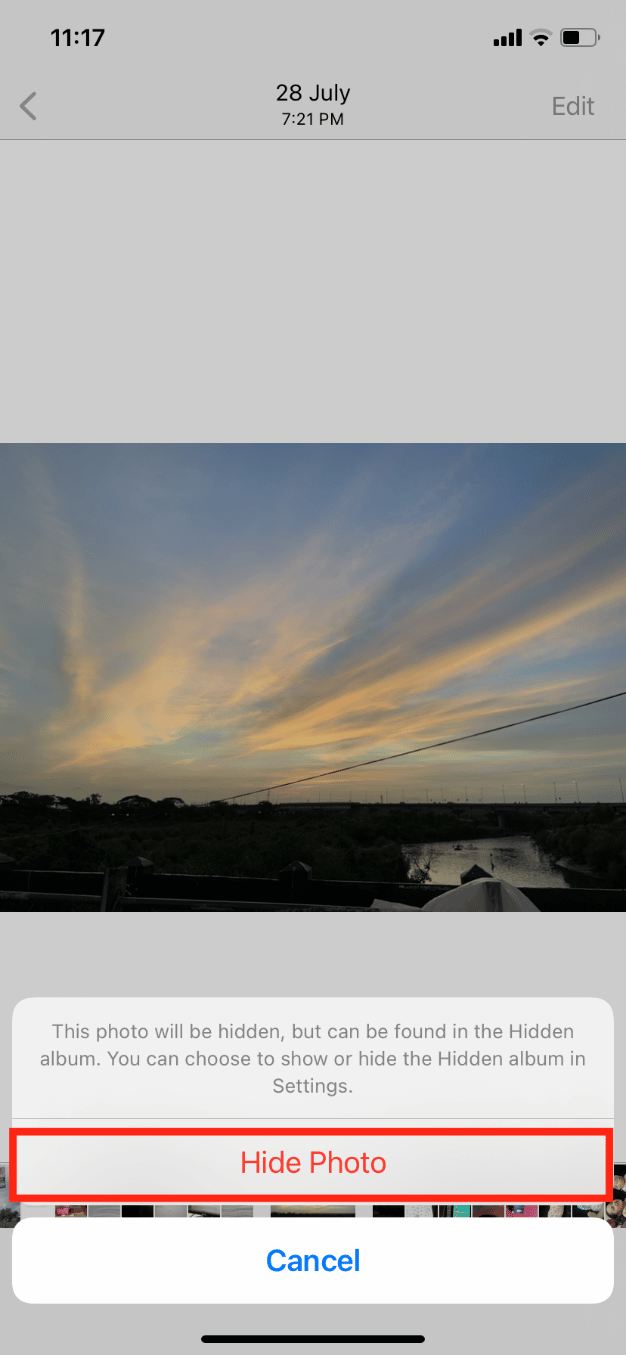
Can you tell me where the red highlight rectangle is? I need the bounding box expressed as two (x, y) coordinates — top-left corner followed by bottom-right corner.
(10, 1126), (613, 1203)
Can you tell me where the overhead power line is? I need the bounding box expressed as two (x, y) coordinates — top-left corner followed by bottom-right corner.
(214, 689), (626, 804)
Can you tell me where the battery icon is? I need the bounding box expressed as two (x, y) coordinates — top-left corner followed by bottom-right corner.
(560, 29), (600, 46)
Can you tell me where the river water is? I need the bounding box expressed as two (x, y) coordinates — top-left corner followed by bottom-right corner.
(401, 835), (602, 889)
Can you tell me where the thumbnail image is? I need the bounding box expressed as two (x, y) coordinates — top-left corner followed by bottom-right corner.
(538, 1205), (572, 1217)
(121, 1205), (154, 1218)
(372, 1205), (404, 1217)
(55, 1205), (87, 1217)
(221, 1205), (253, 1218)
(0, 1205), (20, 1228)
(572, 1204), (604, 1219)
(155, 1205), (188, 1218)
(506, 1205), (538, 1218)
(472, 1206), (504, 1217)
(405, 1205), (435, 1217)
(436, 1205), (471, 1217)
(20, 1204), (55, 1219)
(188, 1205), (220, 1217)
(3, 444), (625, 918)
(88, 1205), (121, 1217)
(608, 1166), (625, 1228)
(0, 1164), (20, 1226)
(271, 1204), (355, 1217)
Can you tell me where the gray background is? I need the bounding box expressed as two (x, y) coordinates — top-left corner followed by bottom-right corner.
(1, 141), (623, 446)
(1, 910), (622, 1347)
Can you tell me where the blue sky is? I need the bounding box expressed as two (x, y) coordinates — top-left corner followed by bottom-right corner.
(1, 445), (625, 804)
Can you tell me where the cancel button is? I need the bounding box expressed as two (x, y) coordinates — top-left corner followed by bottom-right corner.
(267, 1247), (360, 1273)
(553, 96), (595, 116)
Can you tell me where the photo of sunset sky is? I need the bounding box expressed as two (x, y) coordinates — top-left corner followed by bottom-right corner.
(1, 445), (624, 806)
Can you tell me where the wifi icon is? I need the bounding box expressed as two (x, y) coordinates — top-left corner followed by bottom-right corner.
(530, 28), (553, 45)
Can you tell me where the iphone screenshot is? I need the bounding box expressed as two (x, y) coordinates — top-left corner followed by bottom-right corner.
(0, 1), (624, 1351)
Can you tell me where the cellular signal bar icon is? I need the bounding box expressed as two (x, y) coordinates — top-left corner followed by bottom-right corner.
(494, 28), (523, 46)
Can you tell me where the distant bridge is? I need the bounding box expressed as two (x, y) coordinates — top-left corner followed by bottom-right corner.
(255, 800), (626, 814)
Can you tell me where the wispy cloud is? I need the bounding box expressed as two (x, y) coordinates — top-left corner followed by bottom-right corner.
(1, 445), (624, 800)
